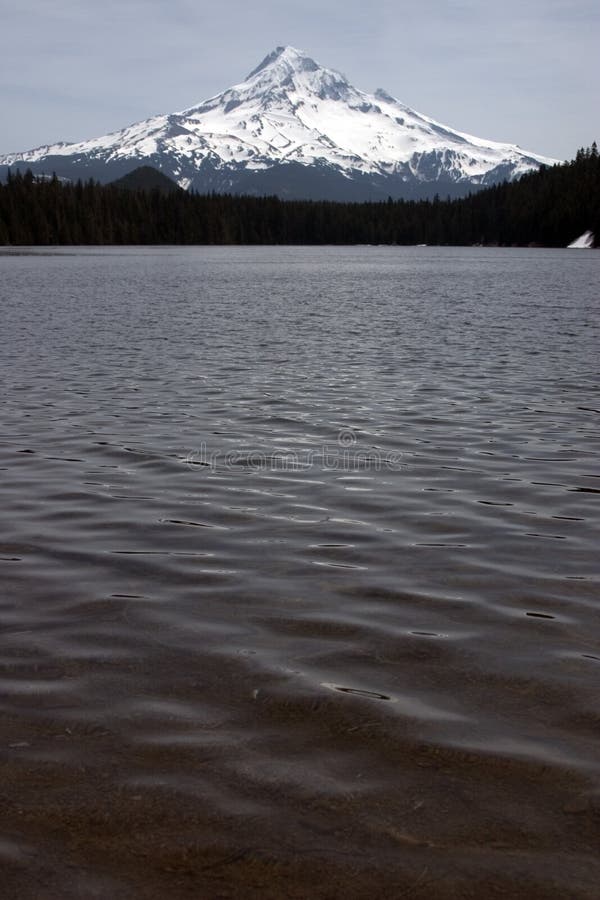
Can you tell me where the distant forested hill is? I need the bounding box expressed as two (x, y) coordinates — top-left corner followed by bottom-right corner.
(110, 166), (181, 194)
(0, 147), (598, 247)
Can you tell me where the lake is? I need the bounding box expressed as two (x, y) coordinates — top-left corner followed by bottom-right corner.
(1, 246), (599, 898)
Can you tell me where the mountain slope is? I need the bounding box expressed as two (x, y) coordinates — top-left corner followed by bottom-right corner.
(0, 46), (558, 200)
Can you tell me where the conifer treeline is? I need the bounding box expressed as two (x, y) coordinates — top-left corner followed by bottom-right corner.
(0, 145), (598, 247)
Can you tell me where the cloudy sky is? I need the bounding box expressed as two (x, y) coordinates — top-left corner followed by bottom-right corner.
(1, 0), (597, 160)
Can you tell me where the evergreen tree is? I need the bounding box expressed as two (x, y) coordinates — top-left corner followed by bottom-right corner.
(1, 147), (598, 248)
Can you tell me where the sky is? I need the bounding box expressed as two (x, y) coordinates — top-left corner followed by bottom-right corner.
(0, 0), (598, 160)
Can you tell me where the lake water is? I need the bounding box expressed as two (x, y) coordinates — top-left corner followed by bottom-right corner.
(1, 246), (599, 898)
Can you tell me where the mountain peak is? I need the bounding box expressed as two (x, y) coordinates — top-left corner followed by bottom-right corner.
(242, 45), (349, 99)
(246, 46), (316, 79)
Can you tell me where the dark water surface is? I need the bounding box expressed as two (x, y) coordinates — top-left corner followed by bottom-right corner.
(1, 246), (599, 898)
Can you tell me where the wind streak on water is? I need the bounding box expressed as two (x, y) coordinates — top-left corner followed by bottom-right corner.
(0, 246), (599, 898)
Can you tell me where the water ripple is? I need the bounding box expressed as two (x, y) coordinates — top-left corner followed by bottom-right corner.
(1, 246), (599, 896)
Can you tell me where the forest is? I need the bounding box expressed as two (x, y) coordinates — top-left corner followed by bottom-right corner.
(0, 144), (598, 247)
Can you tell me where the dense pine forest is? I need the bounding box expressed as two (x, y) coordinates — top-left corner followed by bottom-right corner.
(0, 145), (598, 247)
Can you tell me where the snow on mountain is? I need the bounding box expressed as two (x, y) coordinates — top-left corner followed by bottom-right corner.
(0, 46), (559, 200)
(567, 230), (595, 248)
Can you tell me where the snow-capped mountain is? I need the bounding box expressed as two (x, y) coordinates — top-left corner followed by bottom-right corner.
(0, 46), (558, 200)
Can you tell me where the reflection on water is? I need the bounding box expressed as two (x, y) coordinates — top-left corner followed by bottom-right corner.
(1, 246), (599, 897)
